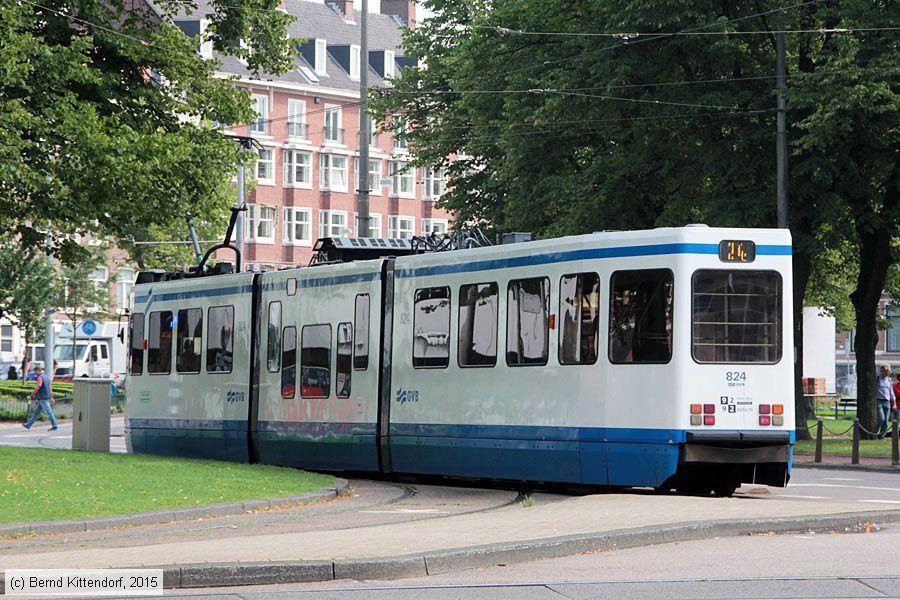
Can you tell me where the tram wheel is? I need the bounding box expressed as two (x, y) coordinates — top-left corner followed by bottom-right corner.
(711, 483), (738, 498)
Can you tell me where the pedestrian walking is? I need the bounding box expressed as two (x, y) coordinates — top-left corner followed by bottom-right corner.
(876, 363), (895, 439)
(22, 365), (58, 431)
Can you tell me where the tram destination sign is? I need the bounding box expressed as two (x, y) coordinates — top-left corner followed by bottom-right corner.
(718, 240), (756, 263)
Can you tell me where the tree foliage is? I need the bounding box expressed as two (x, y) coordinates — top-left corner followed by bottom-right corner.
(374, 0), (898, 437)
(0, 0), (292, 264)
(0, 235), (55, 351)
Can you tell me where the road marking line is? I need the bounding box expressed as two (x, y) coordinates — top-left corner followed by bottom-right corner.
(791, 483), (900, 492)
(823, 477), (861, 481)
(359, 509), (449, 514)
(776, 494), (830, 500)
(859, 500), (900, 505)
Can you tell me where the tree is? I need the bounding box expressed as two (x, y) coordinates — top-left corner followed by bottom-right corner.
(374, 0), (897, 440)
(0, 235), (55, 381)
(0, 0), (293, 264)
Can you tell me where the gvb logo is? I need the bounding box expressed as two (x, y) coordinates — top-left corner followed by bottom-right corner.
(395, 389), (420, 404)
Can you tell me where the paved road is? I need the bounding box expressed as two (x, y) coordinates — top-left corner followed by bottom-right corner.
(0, 416), (126, 453)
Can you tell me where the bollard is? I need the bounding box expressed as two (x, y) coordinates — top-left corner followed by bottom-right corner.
(893, 420), (899, 467)
(814, 419), (824, 463)
(851, 419), (860, 465)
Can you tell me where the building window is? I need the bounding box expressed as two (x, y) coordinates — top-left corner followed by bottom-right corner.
(413, 287), (450, 368)
(559, 273), (600, 365)
(389, 162), (415, 197)
(384, 50), (395, 78)
(255, 148), (274, 184)
(507, 278), (550, 366)
(176, 308), (203, 373)
(283, 207), (312, 245)
(354, 159), (382, 193)
(388, 215), (414, 239)
(369, 116), (379, 146)
(206, 305), (234, 373)
(423, 167), (446, 200)
(281, 326), (296, 398)
(422, 219), (448, 235)
(610, 269), (673, 364)
(320, 154), (348, 191)
(393, 117), (407, 150)
(250, 94), (268, 134)
(336, 322), (352, 398)
(287, 99), (307, 138)
(458, 283), (498, 367)
(283, 150), (312, 186)
(319, 210), (348, 238)
(350, 44), (360, 80)
(353, 213), (381, 237)
(324, 106), (343, 143)
(887, 309), (900, 353)
(1, 324), (13, 353)
(301, 324), (332, 398)
(314, 38), (327, 75)
(692, 270), (780, 364)
(246, 204), (276, 243)
(115, 269), (134, 312)
(147, 311), (174, 374)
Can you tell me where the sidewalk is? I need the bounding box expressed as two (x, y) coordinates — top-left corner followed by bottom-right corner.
(795, 453), (899, 470)
(2, 486), (899, 589)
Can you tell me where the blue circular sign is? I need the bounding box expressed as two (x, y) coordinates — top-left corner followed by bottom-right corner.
(82, 320), (97, 336)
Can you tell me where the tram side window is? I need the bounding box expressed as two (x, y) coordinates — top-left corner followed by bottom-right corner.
(354, 294), (369, 370)
(281, 326), (296, 398)
(507, 277), (550, 366)
(336, 322), (352, 398)
(301, 324), (331, 398)
(413, 287), (451, 368)
(692, 270), (782, 363)
(176, 308), (203, 373)
(559, 273), (600, 365)
(206, 306), (234, 373)
(267, 301), (282, 373)
(128, 313), (144, 375)
(458, 283), (498, 367)
(609, 269), (673, 364)
(147, 310), (173, 374)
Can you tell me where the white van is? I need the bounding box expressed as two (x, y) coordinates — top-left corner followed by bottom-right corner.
(54, 339), (112, 378)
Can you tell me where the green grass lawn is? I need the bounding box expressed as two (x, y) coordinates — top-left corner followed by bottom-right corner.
(0, 447), (334, 524)
(794, 438), (894, 458)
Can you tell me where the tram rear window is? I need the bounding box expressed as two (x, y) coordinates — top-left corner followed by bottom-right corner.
(176, 308), (203, 373)
(129, 313), (144, 375)
(301, 324), (332, 398)
(206, 306), (234, 373)
(692, 270), (782, 363)
(609, 270), (673, 364)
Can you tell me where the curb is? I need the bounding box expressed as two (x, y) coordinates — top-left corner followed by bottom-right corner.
(4, 509), (891, 592)
(0, 479), (349, 537)
(794, 462), (899, 474)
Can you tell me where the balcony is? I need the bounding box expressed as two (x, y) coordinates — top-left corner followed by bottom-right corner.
(288, 122), (308, 138)
(324, 127), (345, 144)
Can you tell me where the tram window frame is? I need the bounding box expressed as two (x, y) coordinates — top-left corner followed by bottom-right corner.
(608, 269), (674, 365)
(147, 310), (174, 375)
(266, 301), (282, 373)
(205, 305), (235, 374)
(412, 286), (451, 369)
(458, 282), (499, 368)
(558, 273), (600, 366)
(506, 277), (551, 367)
(281, 325), (297, 398)
(336, 322), (353, 398)
(301, 324), (332, 399)
(354, 294), (369, 371)
(691, 269), (783, 364)
(175, 308), (203, 374)
(128, 312), (144, 376)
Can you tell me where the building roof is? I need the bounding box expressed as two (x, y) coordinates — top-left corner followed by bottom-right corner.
(169, 0), (406, 93)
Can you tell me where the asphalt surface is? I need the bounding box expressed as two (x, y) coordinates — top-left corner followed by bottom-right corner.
(0, 416), (126, 453)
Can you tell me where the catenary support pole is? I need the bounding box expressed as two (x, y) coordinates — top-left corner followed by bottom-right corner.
(775, 31), (788, 228)
(44, 227), (54, 381)
(814, 419), (823, 463)
(357, 0), (370, 238)
(236, 162), (245, 266)
(851, 419), (860, 465)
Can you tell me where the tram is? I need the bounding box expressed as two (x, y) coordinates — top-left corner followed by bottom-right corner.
(126, 225), (794, 496)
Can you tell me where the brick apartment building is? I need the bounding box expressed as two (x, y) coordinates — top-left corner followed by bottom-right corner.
(177, 0), (452, 269)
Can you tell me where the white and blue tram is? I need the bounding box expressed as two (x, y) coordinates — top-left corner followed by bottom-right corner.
(126, 226), (794, 495)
